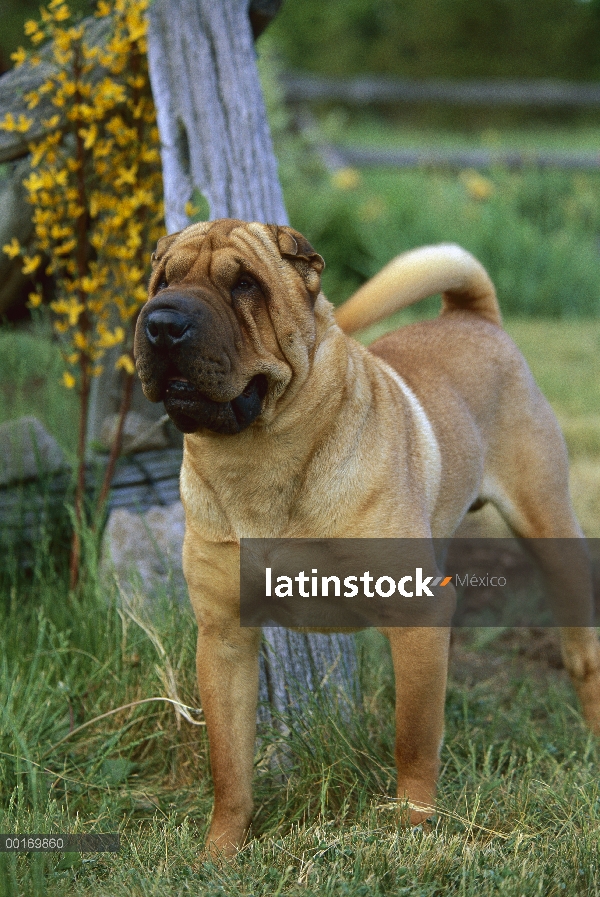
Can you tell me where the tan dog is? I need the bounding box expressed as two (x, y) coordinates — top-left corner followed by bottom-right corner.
(134, 219), (600, 855)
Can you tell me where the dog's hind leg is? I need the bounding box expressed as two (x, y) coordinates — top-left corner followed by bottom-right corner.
(382, 560), (456, 826)
(483, 406), (600, 735)
(384, 624), (453, 825)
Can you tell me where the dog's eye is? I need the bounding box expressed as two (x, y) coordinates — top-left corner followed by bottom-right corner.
(156, 279), (168, 292)
(232, 274), (259, 296)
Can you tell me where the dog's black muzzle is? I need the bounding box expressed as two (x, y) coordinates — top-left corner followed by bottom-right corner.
(144, 308), (194, 352)
(135, 294), (268, 435)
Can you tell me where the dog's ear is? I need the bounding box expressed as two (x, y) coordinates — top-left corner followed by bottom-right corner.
(275, 226), (325, 298)
(150, 231), (181, 268)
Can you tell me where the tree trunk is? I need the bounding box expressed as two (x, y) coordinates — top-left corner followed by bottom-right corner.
(147, 0), (287, 231)
(146, 0), (359, 727)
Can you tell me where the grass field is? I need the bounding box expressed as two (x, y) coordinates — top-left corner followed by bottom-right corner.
(1, 562), (600, 896)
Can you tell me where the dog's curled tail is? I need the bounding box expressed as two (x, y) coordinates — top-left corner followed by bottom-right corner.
(334, 243), (501, 334)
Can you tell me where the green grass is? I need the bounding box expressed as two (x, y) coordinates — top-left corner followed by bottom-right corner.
(2, 551), (600, 895)
(0, 324), (79, 460)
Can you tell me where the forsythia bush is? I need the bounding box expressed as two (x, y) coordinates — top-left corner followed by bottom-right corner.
(0, 0), (164, 585)
(1, 0), (163, 391)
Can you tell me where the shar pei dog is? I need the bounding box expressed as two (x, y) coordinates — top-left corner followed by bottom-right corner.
(134, 218), (600, 855)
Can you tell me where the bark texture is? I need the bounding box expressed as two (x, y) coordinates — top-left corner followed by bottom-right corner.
(147, 0), (287, 232)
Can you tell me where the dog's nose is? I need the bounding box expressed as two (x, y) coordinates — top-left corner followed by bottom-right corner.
(145, 309), (192, 350)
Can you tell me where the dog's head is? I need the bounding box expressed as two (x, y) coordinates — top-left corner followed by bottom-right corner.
(134, 219), (325, 435)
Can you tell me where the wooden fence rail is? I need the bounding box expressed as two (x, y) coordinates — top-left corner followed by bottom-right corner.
(281, 73), (600, 108)
(330, 146), (600, 171)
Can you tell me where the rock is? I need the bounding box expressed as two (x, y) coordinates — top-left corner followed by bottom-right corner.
(101, 501), (187, 602)
(0, 415), (69, 486)
(99, 410), (171, 454)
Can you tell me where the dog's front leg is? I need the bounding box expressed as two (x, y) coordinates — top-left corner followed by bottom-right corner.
(384, 625), (452, 825)
(196, 620), (260, 855)
(183, 532), (261, 856)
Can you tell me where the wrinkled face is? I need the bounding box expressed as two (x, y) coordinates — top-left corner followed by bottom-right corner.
(134, 219), (324, 435)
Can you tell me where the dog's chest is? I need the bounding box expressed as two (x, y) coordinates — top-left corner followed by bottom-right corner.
(179, 463), (337, 540)
(179, 430), (423, 542)
(179, 450), (313, 540)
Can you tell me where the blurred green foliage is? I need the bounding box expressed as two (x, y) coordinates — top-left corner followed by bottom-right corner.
(268, 0), (600, 81)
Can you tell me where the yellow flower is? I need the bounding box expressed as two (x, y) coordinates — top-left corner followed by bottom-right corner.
(0, 112), (32, 133)
(115, 165), (138, 186)
(331, 167), (361, 191)
(24, 172), (44, 193)
(25, 91), (41, 110)
(51, 297), (85, 326)
(115, 354), (135, 375)
(62, 371), (76, 388)
(10, 47), (27, 67)
(50, 223), (73, 240)
(460, 170), (494, 201)
(24, 20), (40, 36)
(33, 209), (52, 225)
(12, 4), (164, 391)
(126, 17), (146, 43)
(2, 238), (21, 259)
(127, 74), (145, 90)
(54, 29), (73, 54)
(80, 274), (101, 292)
(97, 324), (125, 348)
(66, 300), (85, 326)
(55, 238), (77, 256)
(79, 123), (97, 149)
(41, 114), (61, 129)
(52, 168), (68, 187)
(22, 254), (42, 275)
(52, 5), (71, 23)
(73, 332), (89, 350)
